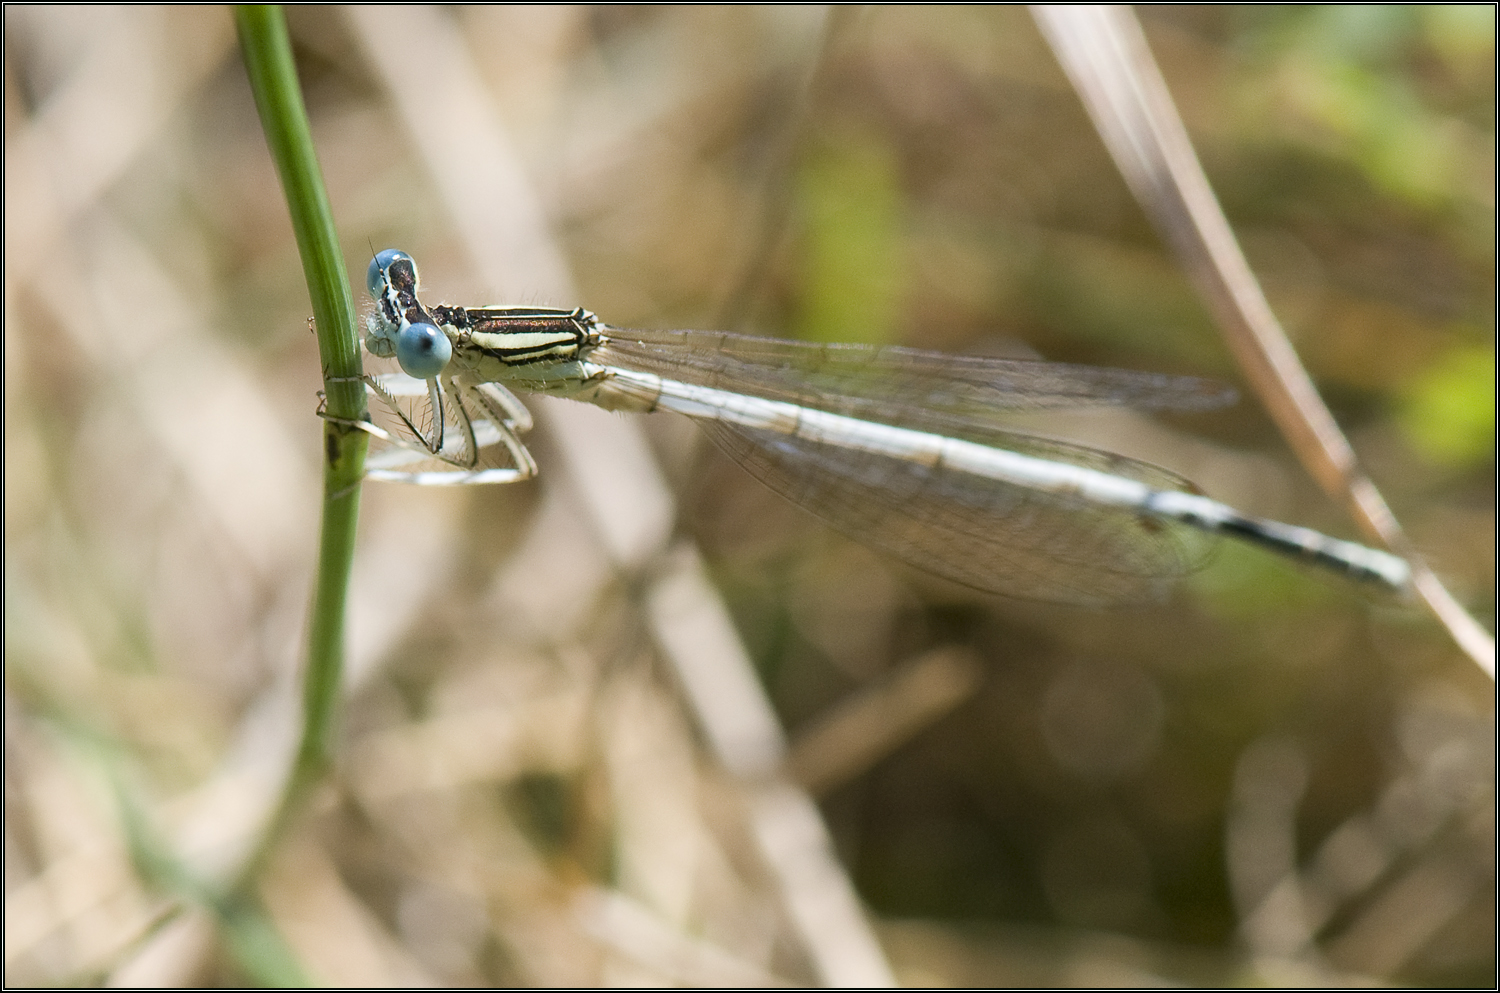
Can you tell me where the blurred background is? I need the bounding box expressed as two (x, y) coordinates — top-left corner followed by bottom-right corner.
(5, 5), (1493, 986)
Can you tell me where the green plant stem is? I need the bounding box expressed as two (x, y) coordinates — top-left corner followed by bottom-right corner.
(233, 5), (366, 890)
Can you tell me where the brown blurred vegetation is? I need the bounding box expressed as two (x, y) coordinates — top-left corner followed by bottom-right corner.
(5, 6), (1493, 986)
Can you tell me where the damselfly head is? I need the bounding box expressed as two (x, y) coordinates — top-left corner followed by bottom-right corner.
(365, 248), (451, 376)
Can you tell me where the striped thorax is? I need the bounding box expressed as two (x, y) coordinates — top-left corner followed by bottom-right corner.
(433, 303), (606, 396)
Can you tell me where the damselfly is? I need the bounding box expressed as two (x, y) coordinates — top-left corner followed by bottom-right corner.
(333, 249), (1411, 605)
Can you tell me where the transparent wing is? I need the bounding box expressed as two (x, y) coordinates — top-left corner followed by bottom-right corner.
(696, 416), (1217, 605)
(594, 328), (1234, 438)
(360, 352), (536, 485)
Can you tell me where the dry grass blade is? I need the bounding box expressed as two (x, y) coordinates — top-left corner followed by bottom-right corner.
(1032, 4), (1494, 676)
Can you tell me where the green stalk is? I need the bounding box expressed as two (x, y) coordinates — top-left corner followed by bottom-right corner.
(232, 0), (365, 919)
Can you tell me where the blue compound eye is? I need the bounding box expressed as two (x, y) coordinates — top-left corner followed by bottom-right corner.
(395, 321), (451, 379)
(367, 249), (414, 299)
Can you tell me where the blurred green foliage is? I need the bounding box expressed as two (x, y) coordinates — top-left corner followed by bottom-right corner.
(794, 131), (907, 345)
(1234, 5), (1495, 219)
(1400, 341), (1496, 467)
